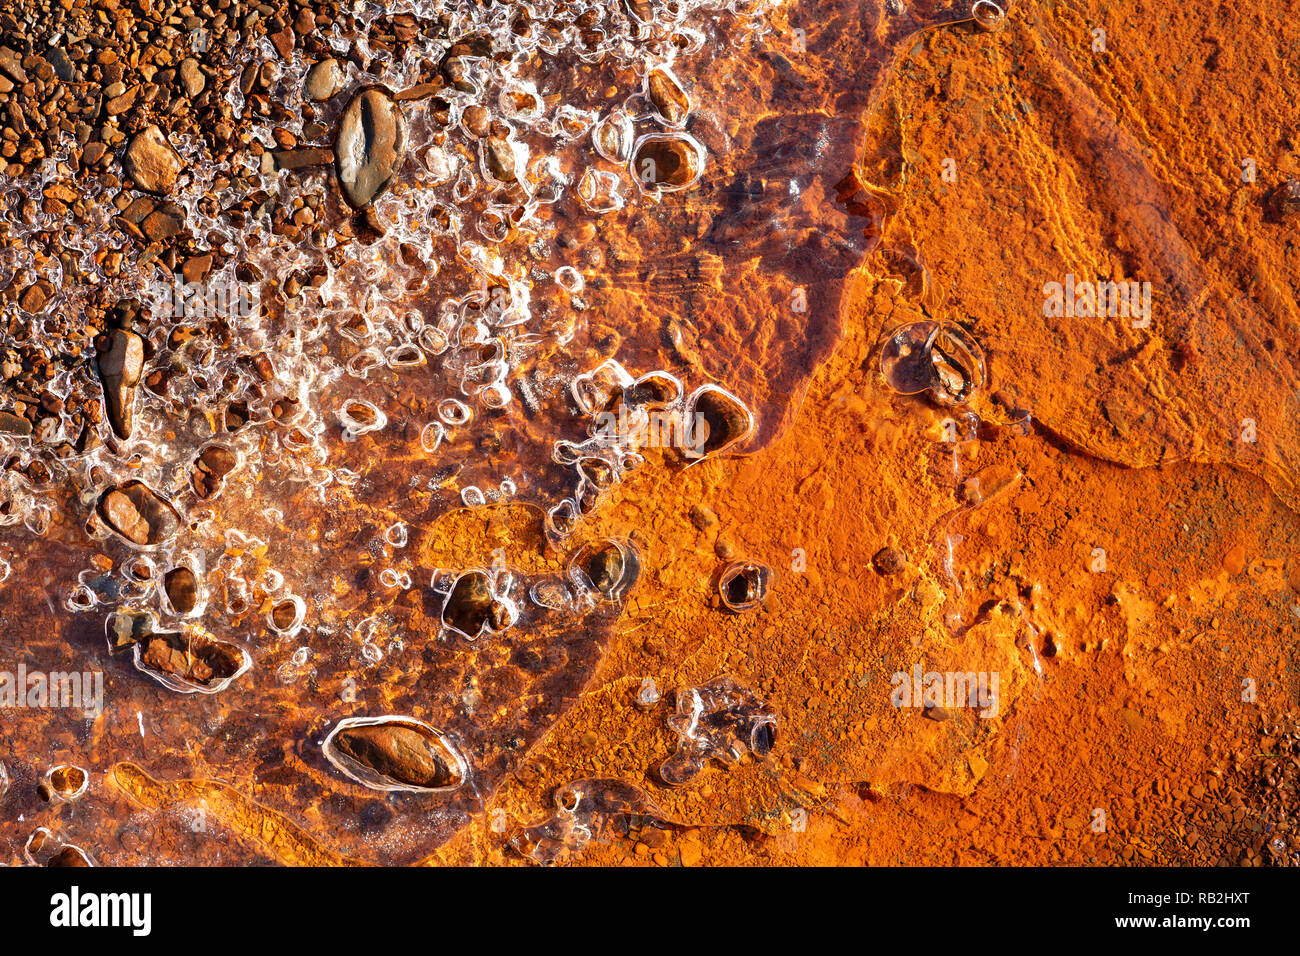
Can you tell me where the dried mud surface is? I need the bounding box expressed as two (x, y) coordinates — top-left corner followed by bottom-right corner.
(2, 0), (1300, 867)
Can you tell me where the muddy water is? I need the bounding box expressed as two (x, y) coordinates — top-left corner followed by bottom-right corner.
(0, 0), (990, 865)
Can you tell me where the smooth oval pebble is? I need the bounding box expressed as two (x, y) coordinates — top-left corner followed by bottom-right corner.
(335, 87), (409, 208)
(323, 716), (467, 792)
(304, 57), (344, 101)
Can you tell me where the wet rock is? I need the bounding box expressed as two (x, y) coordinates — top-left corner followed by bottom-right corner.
(19, 279), (54, 313)
(592, 111), (633, 164)
(323, 716), (466, 792)
(270, 599), (302, 632)
(335, 87), (408, 208)
(0, 410), (32, 435)
(179, 58), (205, 98)
(927, 325), (985, 406)
(461, 105), (489, 138)
(137, 627), (250, 694)
(123, 125), (184, 194)
(569, 538), (641, 600)
(683, 384), (754, 460)
(191, 444), (237, 499)
(632, 133), (705, 192)
(96, 327), (143, 439)
(163, 567), (199, 614)
(105, 607), (156, 652)
(625, 371), (683, 410)
(274, 146), (334, 170)
(872, 546), (905, 575)
(646, 67), (690, 125)
(47, 845), (93, 867)
(881, 321), (986, 406)
(442, 569), (514, 639)
(718, 561), (771, 612)
(97, 481), (181, 546)
(39, 765), (88, 802)
(483, 133), (518, 183)
(304, 59), (345, 103)
(0, 46), (28, 84)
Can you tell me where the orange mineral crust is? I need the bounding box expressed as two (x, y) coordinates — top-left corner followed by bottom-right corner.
(1, 0), (1298, 869)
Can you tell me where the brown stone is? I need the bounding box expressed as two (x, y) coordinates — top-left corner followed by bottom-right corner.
(335, 87), (408, 208)
(274, 146), (333, 170)
(329, 719), (464, 790)
(179, 58), (205, 98)
(484, 134), (517, 182)
(164, 567), (198, 614)
(123, 125), (184, 194)
(0, 410), (32, 435)
(96, 328), (143, 438)
(19, 279), (54, 313)
(0, 47), (27, 84)
(304, 58), (344, 101)
(47, 845), (92, 867)
(647, 68), (690, 125)
(142, 205), (186, 240)
(97, 481), (180, 546)
(139, 629), (247, 690)
(633, 134), (704, 191)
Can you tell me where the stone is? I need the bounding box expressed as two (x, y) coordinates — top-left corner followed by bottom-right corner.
(326, 717), (465, 791)
(274, 146), (333, 170)
(138, 628), (248, 691)
(164, 567), (198, 614)
(335, 88), (408, 208)
(97, 481), (180, 546)
(19, 280), (54, 313)
(0, 411), (31, 435)
(179, 58), (205, 98)
(647, 67), (690, 125)
(632, 133), (705, 192)
(96, 328), (143, 438)
(123, 125), (184, 194)
(304, 58), (344, 101)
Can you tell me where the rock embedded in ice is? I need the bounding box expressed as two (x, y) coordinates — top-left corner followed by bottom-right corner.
(122, 125), (184, 194)
(335, 87), (408, 208)
(96, 327), (143, 439)
(304, 57), (344, 101)
(323, 716), (467, 792)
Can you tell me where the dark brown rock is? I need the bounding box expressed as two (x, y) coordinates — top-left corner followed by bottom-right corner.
(164, 567), (198, 614)
(0, 410), (32, 435)
(274, 146), (334, 170)
(139, 629), (248, 691)
(647, 67), (690, 125)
